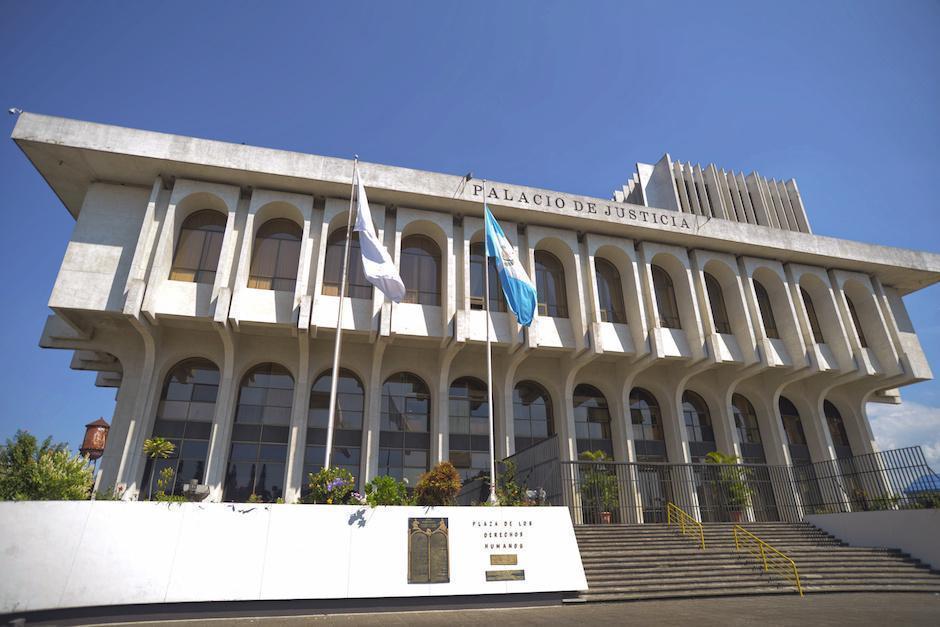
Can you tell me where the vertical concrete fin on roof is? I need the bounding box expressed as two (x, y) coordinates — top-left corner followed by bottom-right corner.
(785, 179), (812, 234)
(692, 164), (711, 218)
(640, 153), (681, 212)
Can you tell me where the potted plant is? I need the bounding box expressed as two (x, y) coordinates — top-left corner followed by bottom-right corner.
(705, 451), (752, 522)
(579, 450), (619, 524)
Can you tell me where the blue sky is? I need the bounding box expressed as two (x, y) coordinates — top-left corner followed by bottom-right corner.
(0, 1), (938, 463)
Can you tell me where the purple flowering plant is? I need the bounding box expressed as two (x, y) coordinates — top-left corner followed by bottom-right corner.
(305, 466), (356, 504)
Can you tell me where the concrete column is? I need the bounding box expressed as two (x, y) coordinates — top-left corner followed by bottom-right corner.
(204, 327), (237, 501)
(284, 338), (311, 503)
(115, 322), (160, 499)
(363, 342), (386, 483)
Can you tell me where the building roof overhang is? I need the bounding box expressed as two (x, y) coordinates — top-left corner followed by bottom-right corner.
(12, 112), (940, 295)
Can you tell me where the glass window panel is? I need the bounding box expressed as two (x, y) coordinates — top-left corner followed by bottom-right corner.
(230, 443), (257, 461)
(186, 401), (215, 422)
(262, 406), (292, 425)
(159, 401), (189, 421)
(165, 382), (193, 402)
(191, 384), (218, 403)
(180, 440), (209, 459)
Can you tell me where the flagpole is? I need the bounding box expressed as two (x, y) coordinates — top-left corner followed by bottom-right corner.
(324, 156), (358, 471)
(483, 180), (498, 505)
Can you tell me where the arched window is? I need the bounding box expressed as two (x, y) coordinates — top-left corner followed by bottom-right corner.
(800, 287), (825, 344)
(846, 298), (868, 348)
(630, 388), (666, 462)
(143, 358), (219, 498)
(732, 394), (765, 463)
(651, 265), (681, 329)
(682, 391), (715, 461)
(248, 218), (303, 292)
(704, 272), (732, 334)
(534, 250), (568, 318)
(322, 228), (372, 299)
(513, 381), (554, 452)
(169, 210), (226, 284)
(449, 377), (491, 482)
(400, 235), (441, 306)
(753, 280), (780, 339)
(573, 384), (612, 457)
(380, 372), (431, 484)
(779, 396), (810, 464)
(595, 258), (626, 323)
(224, 363), (293, 502)
(305, 368), (364, 489)
(824, 400), (852, 458)
(469, 242), (505, 312)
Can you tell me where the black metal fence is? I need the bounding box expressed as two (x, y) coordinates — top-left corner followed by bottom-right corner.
(455, 436), (562, 506)
(553, 446), (937, 524)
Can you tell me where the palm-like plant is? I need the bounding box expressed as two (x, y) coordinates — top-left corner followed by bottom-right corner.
(143, 437), (175, 500)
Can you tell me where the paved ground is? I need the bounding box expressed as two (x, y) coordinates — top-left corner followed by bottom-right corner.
(93, 593), (940, 627)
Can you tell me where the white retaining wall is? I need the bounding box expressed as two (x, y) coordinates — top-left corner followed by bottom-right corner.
(0, 502), (586, 614)
(806, 509), (940, 569)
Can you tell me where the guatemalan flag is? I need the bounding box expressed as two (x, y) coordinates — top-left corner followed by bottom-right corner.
(484, 205), (537, 327)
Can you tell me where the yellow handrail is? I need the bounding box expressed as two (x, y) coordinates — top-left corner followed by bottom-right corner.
(733, 525), (804, 596)
(666, 502), (705, 549)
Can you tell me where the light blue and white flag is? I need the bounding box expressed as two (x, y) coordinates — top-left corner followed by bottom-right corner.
(484, 205), (537, 327)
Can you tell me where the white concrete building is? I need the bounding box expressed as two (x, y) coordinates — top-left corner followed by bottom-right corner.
(12, 113), (939, 509)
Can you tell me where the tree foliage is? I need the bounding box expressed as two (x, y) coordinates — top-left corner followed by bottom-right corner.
(0, 430), (93, 501)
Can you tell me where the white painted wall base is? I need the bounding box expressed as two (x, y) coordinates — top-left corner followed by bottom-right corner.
(0, 502), (586, 614)
(806, 509), (940, 569)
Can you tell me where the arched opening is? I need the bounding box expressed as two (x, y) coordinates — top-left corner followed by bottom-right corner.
(704, 272), (732, 334)
(824, 400), (852, 459)
(169, 210), (226, 284)
(630, 388), (666, 461)
(731, 394), (780, 520)
(630, 387), (670, 522)
(800, 286), (825, 344)
(400, 235), (441, 306)
(779, 396), (810, 463)
(779, 395), (823, 513)
(682, 391), (715, 461)
(846, 297), (868, 348)
(469, 241), (506, 312)
(651, 265), (681, 329)
(512, 380), (554, 452)
(448, 377), (491, 482)
(224, 363), (293, 502)
(305, 368), (364, 491)
(380, 372), (431, 484)
(322, 228), (373, 299)
(732, 394), (766, 463)
(595, 258), (626, 323)
(753, 280), (780, 339)
(573, 384), (613, 458)
(534, 250), (568, 318)
(143, 358), (218, 498)
(248, 218), (303, 292)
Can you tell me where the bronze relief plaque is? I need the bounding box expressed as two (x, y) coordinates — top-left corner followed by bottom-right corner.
(408, 518), (450, 584)
(490, 554), (518, 566)
(485, 569), (526, 582)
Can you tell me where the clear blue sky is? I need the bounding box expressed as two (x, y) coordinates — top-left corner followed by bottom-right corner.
(1, 1), (938, 461)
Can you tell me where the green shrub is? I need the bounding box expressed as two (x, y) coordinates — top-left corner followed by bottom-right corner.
(246, 493), (265, 503)
(496, 460), (527, 506)
(93, 485), (125, 501)
(578, 450), (619, 513)
(0, 430), (92, 501)
(153, 467), (185, 503)
(306, 466), (357, 504)
(364, 475), (411, 506)
(414, 461), (461, 507)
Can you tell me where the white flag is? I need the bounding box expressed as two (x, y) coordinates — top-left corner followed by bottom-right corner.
(354, 171), (406, 302)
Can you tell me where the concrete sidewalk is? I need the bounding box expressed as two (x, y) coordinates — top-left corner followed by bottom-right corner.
(95, 593), (940, 627)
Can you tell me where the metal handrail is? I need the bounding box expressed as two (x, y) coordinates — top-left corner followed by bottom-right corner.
(733, 525), (804, 596)
(666, 502), (705, 549)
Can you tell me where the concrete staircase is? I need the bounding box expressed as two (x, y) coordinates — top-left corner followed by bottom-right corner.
(575, 522), (940, 602)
